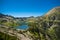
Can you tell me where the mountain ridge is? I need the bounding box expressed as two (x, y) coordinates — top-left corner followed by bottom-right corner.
(45, 7), (60, 16)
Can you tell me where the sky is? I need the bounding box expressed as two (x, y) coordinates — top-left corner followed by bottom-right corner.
(0, 0), (60, 17)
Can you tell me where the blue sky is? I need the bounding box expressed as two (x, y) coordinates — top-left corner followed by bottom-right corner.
(0, 0), (60, 17)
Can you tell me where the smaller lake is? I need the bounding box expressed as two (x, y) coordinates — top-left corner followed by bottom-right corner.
(16, 25), (29, 30)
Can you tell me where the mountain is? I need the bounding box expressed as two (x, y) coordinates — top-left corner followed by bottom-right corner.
(45, 7), (60, 16)
(44, 7), (60, 20)
(27, 7), (60, 40)
(0, 13), (20, 27)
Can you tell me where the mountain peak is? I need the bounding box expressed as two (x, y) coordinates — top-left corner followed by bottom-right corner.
(55, 6), (60, 9)
(45, 7), (60, 16)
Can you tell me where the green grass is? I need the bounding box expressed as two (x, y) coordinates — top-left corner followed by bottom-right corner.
(0, 32), (18, 40)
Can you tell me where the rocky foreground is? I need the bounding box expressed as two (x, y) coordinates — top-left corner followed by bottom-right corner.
(0, 25), (33, 40)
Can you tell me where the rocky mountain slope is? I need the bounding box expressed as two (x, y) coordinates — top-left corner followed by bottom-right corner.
(45, 7), (60, 20)
(27, 7), (60, 40)
(45, 7), (60, 16)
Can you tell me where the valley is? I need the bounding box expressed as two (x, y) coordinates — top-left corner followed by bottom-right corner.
(0, 7), (60, 40)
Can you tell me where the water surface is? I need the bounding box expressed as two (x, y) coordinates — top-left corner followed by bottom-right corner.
(16, 25), (29, 30)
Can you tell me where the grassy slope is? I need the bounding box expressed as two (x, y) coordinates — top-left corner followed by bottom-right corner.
(0, 32), (17, 40)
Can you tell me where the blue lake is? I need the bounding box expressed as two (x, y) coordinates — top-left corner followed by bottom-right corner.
(16, 25), (29, 30)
